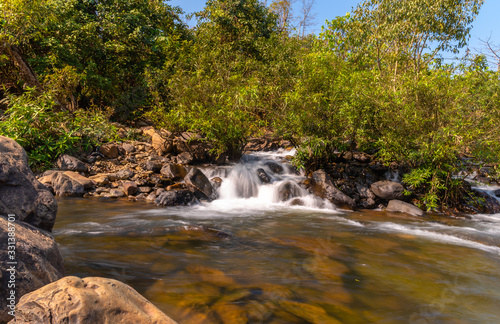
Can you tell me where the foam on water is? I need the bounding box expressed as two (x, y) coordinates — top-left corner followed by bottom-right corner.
(376, 222), (500, 256)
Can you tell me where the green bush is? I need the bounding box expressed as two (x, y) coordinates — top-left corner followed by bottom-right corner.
(0, 89), (117, 170)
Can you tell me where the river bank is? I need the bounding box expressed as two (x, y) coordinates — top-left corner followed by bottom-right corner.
(35, 126), (500, 217)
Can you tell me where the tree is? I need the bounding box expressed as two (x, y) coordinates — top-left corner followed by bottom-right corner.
(322, 0), (484, 76)
(269, 0), (295, 34)
(297, 0), (316, 37)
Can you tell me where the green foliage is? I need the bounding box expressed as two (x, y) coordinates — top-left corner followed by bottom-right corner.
(0, 89), (116, 170)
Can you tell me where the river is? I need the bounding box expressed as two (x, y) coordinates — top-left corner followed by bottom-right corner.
(53, 151), (500, 323)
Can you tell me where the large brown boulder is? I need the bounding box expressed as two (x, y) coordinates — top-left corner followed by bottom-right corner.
(51, 173), (85, 197)
(184, 168), (214, 199)
(0, 217), (64, 323)
(9, 276), (177, 324)
(0, 136), (57, 231)
(160, 164), (187, 181)
(386, 200), (424, 217)
(370, 180), (405, 200)
(311, 170), (356, 209)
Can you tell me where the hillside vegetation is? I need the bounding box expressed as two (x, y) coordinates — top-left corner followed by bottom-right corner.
(1, 0), (499, 211)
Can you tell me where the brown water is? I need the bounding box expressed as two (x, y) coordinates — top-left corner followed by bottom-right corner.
(54, 197), (500, 324)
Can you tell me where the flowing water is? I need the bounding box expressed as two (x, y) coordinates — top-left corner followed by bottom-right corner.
(53, 151), (500, 323)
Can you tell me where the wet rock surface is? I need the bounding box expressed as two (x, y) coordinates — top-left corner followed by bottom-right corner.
(386, 200), (424, 217)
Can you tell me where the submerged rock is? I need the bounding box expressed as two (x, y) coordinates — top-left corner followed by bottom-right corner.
(0, 217), (64, 323)
(386, 200), (424, 217)
(10, 276), (177, 324)
(0, 136), (58, 232)
(370, 181), (405, 200)
(311, 170), (356, 209)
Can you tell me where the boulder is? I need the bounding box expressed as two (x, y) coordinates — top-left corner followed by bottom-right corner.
(52, 173), (85, 197)
(10, 276), (177, 324)
(257, 168), (271, 183)
(123, 181), (138, 196)
(99, 144), (119, 159)
(184, 168), (214, 199)
(370, 181), (405, 200)
(211, 177), (223, 190)
(160, 164), (187, 181)
(311, 170), (356, 209)
(386, 200), (424, 217)
(356, 184), (376, 199)
(0, 217), (64, 323)
(277, 181), (302, 202)
(0, 136), (58, 231)
(152, 132), (173, 155)
(55, 155), (87, 173)
(359, 198), (377, 209)
(155, 190), (195, 207)
(264, 161), (284, 174)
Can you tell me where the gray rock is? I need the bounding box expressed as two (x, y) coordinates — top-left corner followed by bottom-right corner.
(370, 181), (405, 200)
(52, 173), (85, 197)
(55, 154), (88, 172)
(386, 200), (424, 217)
(277, 181), (303, 202)
(360, 198), (377, 209)
(265, 161), (284, 174)
(311, 169), (356, 209)
(0, 217), (64, 323)
(155, 190), (195, 206)
(0, 136), (58, 231)
(10, 276), (177, 324)
(161, 164), (187, 181)
(184, 168), (214, 199)
(356, 184), (376, 199)
(257, 168), (271, 183)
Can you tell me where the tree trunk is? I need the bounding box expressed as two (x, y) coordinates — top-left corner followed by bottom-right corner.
(5, 44), (42, 91)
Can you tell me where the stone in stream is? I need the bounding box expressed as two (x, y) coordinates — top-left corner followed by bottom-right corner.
(184, 168), (214, 199)
(264, 161), (284, 174)
(311, 169), (356, 209)
(495, 189), (500, 198)
(155, 190), (195, 206)
(0, 217), (64, 323)
(277, 181), (302, 202)
(0, 136), (58, 232)
(256, 168), (271, 183)
(211, 177), (223, 190)
(386, 199), (424, 217)
(55, 154), (88, 173)
(10, 276), (177, 324)
(370, 181), (405, 201)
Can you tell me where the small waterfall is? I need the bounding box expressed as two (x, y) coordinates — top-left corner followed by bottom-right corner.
(202, 150), (335, 211)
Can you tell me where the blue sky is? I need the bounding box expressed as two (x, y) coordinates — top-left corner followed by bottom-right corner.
(170, 0), (500, 65)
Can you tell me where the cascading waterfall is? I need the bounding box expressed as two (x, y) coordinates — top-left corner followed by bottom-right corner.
(201, 150), (335, 211)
